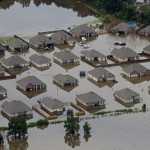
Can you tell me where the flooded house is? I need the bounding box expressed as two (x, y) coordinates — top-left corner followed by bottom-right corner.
(38, 97), (65, 115)
(143, 45), (150, 55)
(53, 51), (79, 67)
(1, 100), (33, 120)
(29, 54), (51, 70)
(111, 47), (139, 63)
(122, 63), (150, 78)
(138, 25), (150, 37)
(0, 85), (7, 100)
(87, 67), (116, 83)
(53, 74), (78, 91)
(7, 35), (29, 53)
(111, 22), (135, 35)
(81, 49), (107, 66)
(29, 34), (54, 50)
(1, 55), (29, 74)
(50, 30), (75, 47)
(70, 24), (97, 39)
(0, 66), (5, 77)
(16, 76), (46, 98)
(114, 88), (141, 107)
(76, 91), (106, 112)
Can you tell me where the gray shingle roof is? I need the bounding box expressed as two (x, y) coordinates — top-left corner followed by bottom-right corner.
(29, 54), (51, 65)
(88, 67), (115, 79)
(54, 74), (78, 83)
(29, 34), (53, 47)
(111, 23), (129, 32)
(17, 76), (46, 88)
(8, 36), (29, 49)
(143, 45), (150, 53)
(38, 97), (64, 110)
(76, 91), (105, 105)
(53, 51), (78, 61)
(122, 63), (148, 74)
(81, 49), (106, 58)
(1, 55), (28, 67)
(1, 100), (32, 115)
(139, 25), (150, 35)
(70, 24), (96, 34)
(114, 88), (140, 101)
(111, 47), (138, 59)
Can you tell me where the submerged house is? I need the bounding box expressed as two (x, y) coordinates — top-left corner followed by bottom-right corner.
(53, 74), (78, 90)
(138, 25), (150, 37)
(1, 55), (29, 71)
(111, 22), (131, 35)
(0, 85), (7, 100)
(143, 45), (150, 55)
(81, 49), (107, 64)
(114, 88), (141, 107)
(38, 97), (65, 115)
(17, 76), (46, 97)
(88, 67), (116, 83)
(70, 24), (97, 39)
(29, 34), (54, 50)
(50, 30), (74, 46)
(111, 47), (139, 62)
(29, 54), (51, 70)
(76, 91), (106, 112)
(7, 35), (29, 53)
(122, 63), (150, 78)
(1, 100), (33, 120)
(53, 51), (79, 66)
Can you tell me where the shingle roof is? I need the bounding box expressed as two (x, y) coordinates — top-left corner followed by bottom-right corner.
(81, 49), (106, 58)
(1, 55), (28, 67)
(29, 54), (51, 65)
(54, 74), (78, 83)
(139, 25), (150, 34)
(29, 34), (53, 46)
(111, 47), (138, 59)
(88, 67), (115, 79)
(114, 88), (140, 101)
(111, 23), (129, 32)
(122, 63), (148, 74)
(76, 91), (105, 105)
(38, 97), (64, 110)
(53, 51), (78, 61)
(70, 24), (96, 34)
(143, 45), (150, 53)
(17, 76), (46, 88)
(1, 100), (32, 115)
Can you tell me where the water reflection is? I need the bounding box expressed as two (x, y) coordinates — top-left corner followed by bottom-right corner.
(8, 139), (28, 150)
(0, 0), (94, 17)
(64, 133), (80, 148)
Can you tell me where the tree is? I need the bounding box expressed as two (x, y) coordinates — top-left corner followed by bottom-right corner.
(7, 118), (28, 141)
(64, 109), (80, 135)
(0, 133), (4, 145)
(142, 104), (146, 112)
(83, 122), (91, 142)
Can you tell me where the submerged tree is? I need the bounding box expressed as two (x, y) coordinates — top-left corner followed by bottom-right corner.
(0, 133), (4, 145)
(7, 118), (28, 141)
(64, 109), (80, 135)
(64, 109), (80, 148)
(142, 104), (147, 112)
(83, 122), (91, 142)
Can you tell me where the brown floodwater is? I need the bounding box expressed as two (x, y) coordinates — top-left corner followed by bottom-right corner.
(0, 0), (150, 150)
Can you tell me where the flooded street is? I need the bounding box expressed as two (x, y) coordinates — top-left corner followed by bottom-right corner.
(0, 0), (150, 150)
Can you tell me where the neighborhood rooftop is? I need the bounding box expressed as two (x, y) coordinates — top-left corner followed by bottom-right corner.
(1, 55), (28, 67)
(38, 97), (64, 110)
(53, 51), (78, 61)
(81, 49), (106, 58)
(1, 100), (32, 115)
(29, 54), (51, 65)
(111, 47), (138, 59)
(76, 91), (105, 105)
(114, 88), (140, 102)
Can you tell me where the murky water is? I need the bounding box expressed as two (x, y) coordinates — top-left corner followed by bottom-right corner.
(0, 0), (150, 150)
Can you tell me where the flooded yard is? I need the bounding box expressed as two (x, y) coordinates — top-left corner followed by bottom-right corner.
(0, 0), (150, 150)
